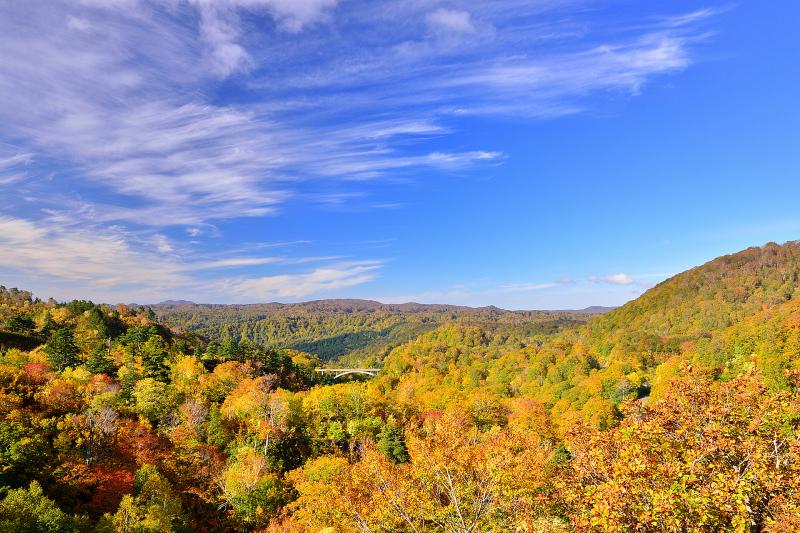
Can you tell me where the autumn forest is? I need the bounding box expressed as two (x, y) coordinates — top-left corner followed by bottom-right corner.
(0, 242), (799, 531)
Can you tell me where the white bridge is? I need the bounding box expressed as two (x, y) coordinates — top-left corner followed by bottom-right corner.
(315, 368), (381, 379)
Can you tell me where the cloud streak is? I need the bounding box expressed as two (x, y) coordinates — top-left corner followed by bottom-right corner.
(0, 216), (188, 294)
(0, 215), (381, 303)
(0, 2), (713, 228)
(0, 2), (716, 302)
(216, 261), (382, 300)
(0, 1), (505, 228)
(590, 273), (635, 285)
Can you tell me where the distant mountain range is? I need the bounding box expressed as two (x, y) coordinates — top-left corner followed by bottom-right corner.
(150, 298), (610, 363)
(151, 298), (617, 315)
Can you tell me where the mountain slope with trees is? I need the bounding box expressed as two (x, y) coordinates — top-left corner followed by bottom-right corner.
(366, 241), (800, 431)
(151, 300), (595, 365)
(1, 241), (800, 530)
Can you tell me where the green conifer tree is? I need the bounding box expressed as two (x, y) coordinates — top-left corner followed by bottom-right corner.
(44, 327), (79, 371)
(140, 335), (170, 382)
(377, 418), (408, 463)
(38, 311), (56, 337)
(86, 343), (116, 375)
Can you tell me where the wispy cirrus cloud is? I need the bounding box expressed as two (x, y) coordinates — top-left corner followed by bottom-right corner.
(0, 1), (717, 302)
(190, 0), (339, 76)
(375, 270), (674, 309)
(0, 1), (715, 229)
(426, 8), (477, 36)
(0, 215), (381, 303)
(191, 255), (341, 270)
(216, 261), (383, 300)
(0, 148), (33, 185)
(497, 282), (557, 292)
(378, 278), (564, 306)
(0, 216), (189, 295)
(0, 1), (504, 229)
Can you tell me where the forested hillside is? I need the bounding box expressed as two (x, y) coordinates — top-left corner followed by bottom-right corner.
(1, 242), (800, 531)
(152, 300), (593, 365)
(367, 242), (800, 431)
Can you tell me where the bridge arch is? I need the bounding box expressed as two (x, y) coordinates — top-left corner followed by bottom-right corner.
(315, 368), (381, 380)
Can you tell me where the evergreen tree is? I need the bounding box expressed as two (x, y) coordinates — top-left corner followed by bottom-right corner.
(85, 343), (116, 375)
(140, 335), (170, 382)
(38, 311), (56, 337)
(86, 307), (108, 337)
(377, 418), (408, 463)
(4, 314), (36, 334)
(44, 328), (79, 371)
(118, 326), (155, 353)
(175, 339), (190, 355)
(206, 404), (233, 451)
(220, 338), (243, 361)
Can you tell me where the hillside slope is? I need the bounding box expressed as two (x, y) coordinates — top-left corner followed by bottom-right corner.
(152, 300), (597, 364)
(583, 241), (800, 348)
(371, 241), (800, 429)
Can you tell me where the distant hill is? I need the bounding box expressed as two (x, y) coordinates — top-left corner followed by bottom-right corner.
(368, 240), (800, 430)
(526, 240), (800, 426)
(152, 299), (598, 363)
(156, 299), (197, 306)
(581, 240), (800, 349)
(571, 305), (617, 314)
(152, 298), (615, 315)
(153, 298), (480, 313)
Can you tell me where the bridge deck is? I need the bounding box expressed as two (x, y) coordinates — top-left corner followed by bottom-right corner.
(315, 368), (381, 372)
(315, 368), (381, 379)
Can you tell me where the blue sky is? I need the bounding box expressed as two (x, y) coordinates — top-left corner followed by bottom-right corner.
(0, 1), (798, 309)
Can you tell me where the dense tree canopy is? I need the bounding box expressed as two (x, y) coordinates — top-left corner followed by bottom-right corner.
(1, 241), (800, 530)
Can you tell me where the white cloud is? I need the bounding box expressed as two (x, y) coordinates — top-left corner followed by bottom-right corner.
(590, 273), (635, 285)
(426, 8), (475, 35)
(0, 3), (713, 229)
(183, 0), (340, 76)
(265, 3), (709, 120)
(0, 150), (33, 185)
(154, 234), (174, 253)
(0, 216), (188, 294)
(253, 0), (339, 32)
(217, 261), (381, 299)
(193, 3), (253, 77)
(376, 278), (564, 306)
(1, 2), (502, 227)
(0, 2), (717, 304)
(0, 152), (33, 170)
(195, 257), (281, 269)
(0, 215), (380, 302)
(67, 16), (91, 31)
(440, 34), (691, 112)
(665, 8), (722, 28)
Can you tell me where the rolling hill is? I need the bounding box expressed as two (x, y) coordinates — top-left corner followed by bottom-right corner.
(151, 299), (601, 364)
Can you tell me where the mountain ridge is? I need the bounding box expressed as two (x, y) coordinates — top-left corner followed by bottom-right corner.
(150, 298), (617, 315)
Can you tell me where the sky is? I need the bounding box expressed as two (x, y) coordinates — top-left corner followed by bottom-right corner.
(0, 1), (798, 309)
